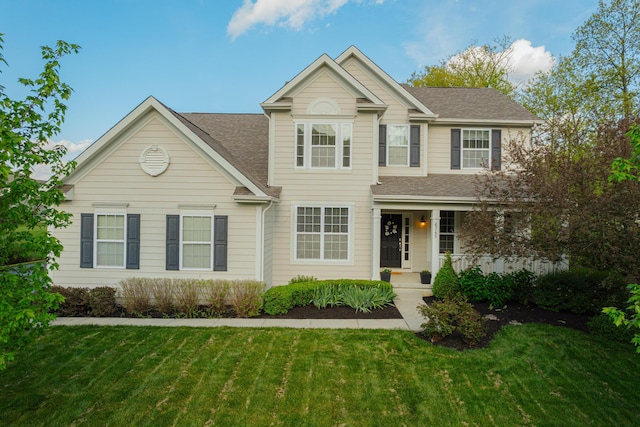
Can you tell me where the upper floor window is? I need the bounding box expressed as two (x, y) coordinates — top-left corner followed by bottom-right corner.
(387, 125), (409, 166)
(462, 129), (490, 168)
(296, 122), (352, 169)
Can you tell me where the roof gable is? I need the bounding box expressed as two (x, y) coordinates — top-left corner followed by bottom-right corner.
(335, 46), (436, 121)
(261, 53), (386, 113)
(66, 96), (276, 199)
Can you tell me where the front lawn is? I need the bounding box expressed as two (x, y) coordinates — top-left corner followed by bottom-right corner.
(1, 325), (638, 426)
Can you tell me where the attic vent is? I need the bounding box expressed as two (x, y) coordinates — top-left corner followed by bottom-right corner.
(139, 145), (170, 176)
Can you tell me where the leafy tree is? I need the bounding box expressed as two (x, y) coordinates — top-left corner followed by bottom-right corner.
(460, 118), (640, 282)
(408, 37), (517, 98)
(0, 34), (79, 370)
(572, 0), (640, 120)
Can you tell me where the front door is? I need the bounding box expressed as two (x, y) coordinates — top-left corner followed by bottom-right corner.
(380, 214), (402, 268)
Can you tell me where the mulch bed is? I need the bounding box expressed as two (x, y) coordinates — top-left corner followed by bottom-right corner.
(417, 297), (591, 351)
(256, 304), (403, 319)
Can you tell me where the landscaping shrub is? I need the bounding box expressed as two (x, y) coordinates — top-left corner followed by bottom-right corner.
(200, 279), (230, 317)
(459, 266), (485, 303)
(50, 286), (90, 317)
(312, 284), (342, 309)
(174, 279), (200, 318)
(418, 296), (486, 346)
(508, 269), (536, 305)
(339, 285), (396, 313)
(534, 269), (629, 314)
(289, 275), (317, 284)
(432, 252), (461, 300)
(263, 279), (393, 315)
(229, 280), (265, 317)
(119, 278), (152, 315)
(588, 312), (636, 345)
(87, 287), (117, 317)
(152, 278), (175, 314)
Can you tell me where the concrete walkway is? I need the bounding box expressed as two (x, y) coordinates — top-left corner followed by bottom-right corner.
(52, 288), (427, 331)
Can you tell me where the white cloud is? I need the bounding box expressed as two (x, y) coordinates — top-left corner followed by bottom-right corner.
(46, 138), (93, 157)
(227, 0), (377, 39)
(507, 39), (554, 85)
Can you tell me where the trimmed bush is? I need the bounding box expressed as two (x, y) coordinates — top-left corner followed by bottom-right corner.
(418, 296), (486, 346)
(119, 278), (152, 315)
(534, 269), (629, 314)
(50, 286), (90, 317)
(152, 279), (175, 314)
(508, 269), (536, 305)
(229, 280), (265, 317)
(289, 275), (317, 284)
(432, 252), (461, 300)
(200, 280), (230, 317)
(87, 287), (117, 317)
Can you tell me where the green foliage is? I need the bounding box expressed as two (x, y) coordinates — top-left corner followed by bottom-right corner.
(288, 275), (317, 284)
(611, 124), (640, 182)
(459, 267), (535, 307)
(312, 284), (342, 309)
(50, 285), (89, 316)
(534, 269), (629, 314)
(603, 283), (640, 352)
(0, 35), (79, 370)
(418, 296), (487, 346)
(432, 252), (461, 300)
(408, 36), (516, 98)
(263, 279), (393, 315)
(229, 280), (265, 318)
(588, 312), (636, 345)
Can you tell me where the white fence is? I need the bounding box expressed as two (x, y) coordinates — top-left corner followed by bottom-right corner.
(440, 254), (568, 275)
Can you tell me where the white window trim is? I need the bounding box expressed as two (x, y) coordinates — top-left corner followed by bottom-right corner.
(292, 203), (354, 265)
(386, 124), (410, 167)
(94, 212), (127, 269)
(439, 210), (457, 254)
(294, 121), (353, 170)
(179, 213), (214, 271)
(461, 128), (491, 170)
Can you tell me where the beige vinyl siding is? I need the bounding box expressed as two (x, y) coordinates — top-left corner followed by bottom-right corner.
(269, 71), (378, 285)
(52, 113), (260, 288)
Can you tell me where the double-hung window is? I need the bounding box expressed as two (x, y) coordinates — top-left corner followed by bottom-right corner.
(387, 125), (409, 166)
(296, 122), (352, 169)
(95, 214), (126, 267)
(462, 129), (490, 169)
(295, 206), (350, 261)
(181, 215), (213, 269)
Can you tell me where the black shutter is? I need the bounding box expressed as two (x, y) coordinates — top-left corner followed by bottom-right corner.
(126, 214), (140, 269)
(166, 215), (180, 270)
(410, 125), (420, 167)
(80, 214), (93, 268)
(214, 216), (228, 271)
(378, 124), (387, 166)
(451, 128), (461, 170)
(491, 129), (502, 170)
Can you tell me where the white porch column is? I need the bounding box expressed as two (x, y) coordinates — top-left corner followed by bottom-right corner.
(430, 209), (440, 277)
(371, 208), (381, 280)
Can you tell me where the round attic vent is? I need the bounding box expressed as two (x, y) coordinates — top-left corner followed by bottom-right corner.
(139, 145), (170, 176)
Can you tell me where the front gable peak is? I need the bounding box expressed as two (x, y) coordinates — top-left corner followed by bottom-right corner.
(261, 52), (386, 115)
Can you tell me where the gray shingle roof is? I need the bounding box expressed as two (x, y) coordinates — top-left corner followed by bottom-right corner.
(402, 85), (539, 122)
(174, 112), (281, 198)
(372, 174), (480, 199)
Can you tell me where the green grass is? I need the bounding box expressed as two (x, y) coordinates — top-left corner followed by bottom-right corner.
(1, 325), (638, 426)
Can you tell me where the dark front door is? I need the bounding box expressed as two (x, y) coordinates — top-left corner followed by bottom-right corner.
(380, 214), (402, 268)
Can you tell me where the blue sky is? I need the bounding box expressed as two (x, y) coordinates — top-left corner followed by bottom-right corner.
(1, 0), (600, 161)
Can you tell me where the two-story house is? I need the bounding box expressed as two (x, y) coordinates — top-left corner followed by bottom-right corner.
(51, 46), (550, 289)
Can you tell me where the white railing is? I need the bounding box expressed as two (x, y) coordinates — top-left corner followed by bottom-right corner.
(439, 254), (568, 275)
